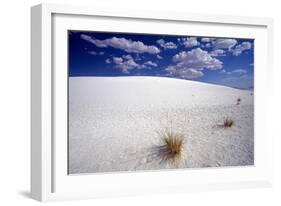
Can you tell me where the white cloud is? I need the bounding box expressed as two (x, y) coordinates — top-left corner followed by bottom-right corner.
(232, 42), (252, 56)
(219, 69), (252, 88)
(88, 51), (105, 56)
(201, 37), (216, 42)
(88, 51), (97, 55)
(112, 57), (140, 73)
(164, 48), (222, 79)
(230, 69), (248, 76)
(212, 38), (237, 50)
(210, 49), (225, 57)
(156, 39), (177, 49)
(179, 37), (200, 48)
(173, 48), (223, 70)
(122, 54), (134, 60)
(156, 54), (163, 59)
(112, 57), (123, 64)
(80, 34), (160, 54)
(110, 56), (157, 73)
(105, 58), (111, 64)
(165, 66), (203, 79)
(205, 43), (211, 48)
(222, 69), (248, 76)
(144, 61), (157, 67)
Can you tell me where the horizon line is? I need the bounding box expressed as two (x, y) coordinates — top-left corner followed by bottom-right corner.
(69, 75), (254, 90)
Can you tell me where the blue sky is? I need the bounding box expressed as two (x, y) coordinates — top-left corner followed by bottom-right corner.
(69, 31), (254, 89)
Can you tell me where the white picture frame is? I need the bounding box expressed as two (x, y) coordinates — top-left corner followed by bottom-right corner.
(31, 3), (274, 202)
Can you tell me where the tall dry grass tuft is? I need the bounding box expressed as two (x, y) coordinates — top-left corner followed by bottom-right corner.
(161, 130), (184, 161)
(223, 118), (234, 128)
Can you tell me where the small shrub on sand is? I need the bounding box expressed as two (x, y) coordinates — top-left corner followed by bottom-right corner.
(236, 98), (241, 105)
(161, 131), (184, 161)
(223, 118), (234, 128)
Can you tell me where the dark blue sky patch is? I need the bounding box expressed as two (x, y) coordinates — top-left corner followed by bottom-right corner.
(68, 31), (254, 89)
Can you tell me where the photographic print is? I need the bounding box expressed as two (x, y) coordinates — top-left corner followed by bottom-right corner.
(68, 31), (254, 174)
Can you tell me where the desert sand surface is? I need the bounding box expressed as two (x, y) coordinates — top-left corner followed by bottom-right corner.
(68, 76), (254, 174)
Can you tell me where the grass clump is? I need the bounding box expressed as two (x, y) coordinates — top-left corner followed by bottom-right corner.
(161, 131), (184, 161)
(236, 98), (241, 105)
(223, 118), (234, 128)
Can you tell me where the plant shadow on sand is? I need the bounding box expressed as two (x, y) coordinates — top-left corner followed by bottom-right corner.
(117, 144), (186, 170)
(118, 119), (187, 170)
(214, 118), (235, 129)
(147, 144), (186, 166)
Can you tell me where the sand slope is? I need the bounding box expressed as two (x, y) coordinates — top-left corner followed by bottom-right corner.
(69, 76), (254, 174)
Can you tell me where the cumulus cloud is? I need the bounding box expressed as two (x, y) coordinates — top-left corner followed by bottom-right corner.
(157, 39), (177, 49)
(80, 34), (160, 54)
(178, 37), (200, 48)
(156, 54), (163, 59)
(210, 49), (225, 57)
(165, 66), (203, 79)
(164, 48), (222, 79)
(205, 43), (211, 48)
(105, 58), (111, 64)
(232, 42), (252, 56)
(212, 38), (237, 50)
(112, 57), (124, 64)
(144, 61), (157, 67)
(112, 57), (140, 73)
(173, 48), (223, 70)
(109, 56), (157, 73)
(201, 37), (216, 42)
(122, 54), (134, 60)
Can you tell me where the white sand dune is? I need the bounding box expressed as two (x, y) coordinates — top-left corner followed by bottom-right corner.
(69, 76), (254, 174)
